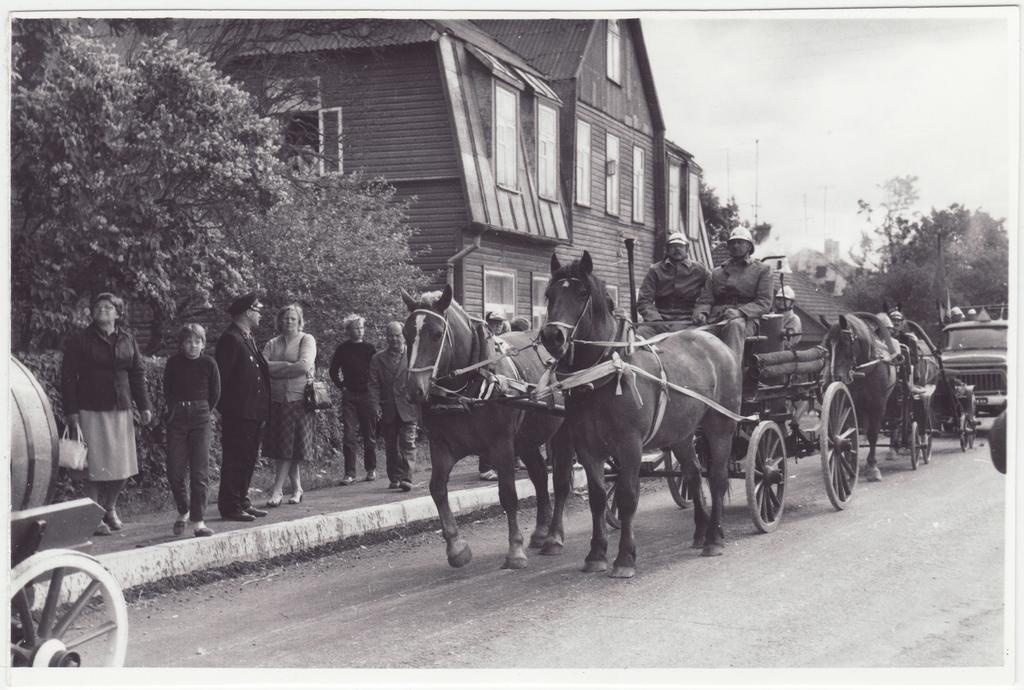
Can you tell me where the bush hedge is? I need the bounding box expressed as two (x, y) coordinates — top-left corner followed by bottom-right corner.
(15, 349), (344, 513)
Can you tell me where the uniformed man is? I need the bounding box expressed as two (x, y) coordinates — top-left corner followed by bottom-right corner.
(949, 306), (965, 323)
(693, 226), (773, 360)
(637, 232), (709, 334)
(215, 293), (271, 522)
(775, 285), (802, 349)
(889, 307), (923, 386)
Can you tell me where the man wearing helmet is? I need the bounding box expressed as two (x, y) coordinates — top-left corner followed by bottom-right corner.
(949, 306), (965, 323)
(888, 306), (924, 386)
(693, 226), (773, 360)
(636, 232), (710, 334)
(775, 285), (802, 349)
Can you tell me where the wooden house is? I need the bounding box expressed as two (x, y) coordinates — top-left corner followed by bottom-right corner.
(217, 18), (713, 324)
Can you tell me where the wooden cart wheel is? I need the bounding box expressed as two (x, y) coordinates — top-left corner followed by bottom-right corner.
(604, 459), (621, 530)
(744, 421), (787, 534)
(959, 414), (969, 452)
(819, 381), (860, 510)
(10, 549), (128, 668)
(909, 421), (920, 470)
(915, 421), (932, 464)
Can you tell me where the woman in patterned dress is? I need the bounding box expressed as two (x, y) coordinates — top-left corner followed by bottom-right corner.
(262, 304), (317, 506)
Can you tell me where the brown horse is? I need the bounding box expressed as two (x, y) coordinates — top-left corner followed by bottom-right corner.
(401, 285), (568, 570)
(821, 313), (897, 481)
(539, 251), (742, 578)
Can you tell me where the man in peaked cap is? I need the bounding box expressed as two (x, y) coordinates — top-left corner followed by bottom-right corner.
(215, 292), (271, 521)
(693, 226), (773, 361)
(637, 232), (710, 335)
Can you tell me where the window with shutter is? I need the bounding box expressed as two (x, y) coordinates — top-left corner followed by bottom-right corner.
(495, 84), (518, 188)
(605, 133), (620, 216)
(538, 103), (558, 199)
(632, 146), (645, 223)
(575, 119), (591, 207)
(607, 20), (621, 84)
(319, 107), (342, 175)
(669, 163), (682, 232)
(484, 269), (516, 320)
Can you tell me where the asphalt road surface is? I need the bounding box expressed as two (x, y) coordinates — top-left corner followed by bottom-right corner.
(126, 433), (1007, 672)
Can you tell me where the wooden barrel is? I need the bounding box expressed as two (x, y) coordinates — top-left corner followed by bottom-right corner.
(10, 356), (60, 510)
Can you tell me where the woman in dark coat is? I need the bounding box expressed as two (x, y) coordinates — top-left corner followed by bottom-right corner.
(61, 292), (153, 536)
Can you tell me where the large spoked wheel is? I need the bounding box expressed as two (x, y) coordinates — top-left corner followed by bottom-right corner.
(10, 549), (128, 668)
(603, 459), (621, 530)
(820, 381), (860, 510)
(744, 421), (787, 534)
(913, 421), (932, 465)
(909, 421), (920, 469)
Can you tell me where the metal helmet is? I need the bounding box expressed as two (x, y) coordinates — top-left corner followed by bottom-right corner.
(666, 232), (690, 247)
(775, 285), (796, 300)
(876, 313), (894, 329)
(888, 309), (904, 322)
(727, 226), (754, 246)
(950, 306), (964, 317)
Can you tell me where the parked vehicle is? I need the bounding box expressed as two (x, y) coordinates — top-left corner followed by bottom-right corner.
(941, 307), (1007, 415)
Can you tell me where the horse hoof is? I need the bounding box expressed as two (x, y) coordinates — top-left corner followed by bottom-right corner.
(690, 539), (704, 549)
(540, 541), (564, 556)
(581, 559), (607, 573)
(528, 534), (548, 549)
(701, 543), (724, 557)
(503, 555), (528, 570)
(447, 545), (473, 568)
(609, 566), (635, 579)
(866, 466), (882, 482)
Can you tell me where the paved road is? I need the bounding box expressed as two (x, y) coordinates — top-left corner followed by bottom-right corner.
(125, 435), (1007, 672)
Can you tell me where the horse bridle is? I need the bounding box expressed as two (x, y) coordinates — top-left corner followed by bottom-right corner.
(545, 277), (594, 368)
(407, 308), (458, 391)
(827, 327), (858, 384)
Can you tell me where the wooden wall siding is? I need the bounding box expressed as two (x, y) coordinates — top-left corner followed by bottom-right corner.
(460, 236), (553, 318)
(576, 21), (654, 137)
(320, 44), (460, 181)
(441, 38), (568, 240)
(392, 178), (465, 290)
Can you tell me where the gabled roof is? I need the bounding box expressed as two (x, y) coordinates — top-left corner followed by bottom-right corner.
(775, 270), (849, 324)
(472, 19), (593, 80)
(185, 19), (438, 57)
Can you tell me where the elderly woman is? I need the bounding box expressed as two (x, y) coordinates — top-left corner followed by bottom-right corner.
(61, 292), (153, 536)
(262, 304), (317, 506)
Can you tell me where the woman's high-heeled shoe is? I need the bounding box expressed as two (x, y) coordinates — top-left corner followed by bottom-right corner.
(288, 490), (304, 505)
(266, 492), (284, 508)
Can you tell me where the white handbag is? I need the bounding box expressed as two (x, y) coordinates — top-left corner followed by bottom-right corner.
(58, 424), (89, 471)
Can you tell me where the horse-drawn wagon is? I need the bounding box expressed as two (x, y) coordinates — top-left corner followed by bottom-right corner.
(10, 356), (129, 667)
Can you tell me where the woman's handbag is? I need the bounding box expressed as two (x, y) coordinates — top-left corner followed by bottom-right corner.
(305, 379), (333, 411)
(58, 424), (89, 470)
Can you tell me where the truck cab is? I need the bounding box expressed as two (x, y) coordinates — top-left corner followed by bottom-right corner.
(940, 310), (1008, 415)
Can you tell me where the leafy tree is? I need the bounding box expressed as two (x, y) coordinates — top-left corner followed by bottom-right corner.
(241, 173), (428, 353)
(699, 181), (771, 245)
(11, 27), (287, 351)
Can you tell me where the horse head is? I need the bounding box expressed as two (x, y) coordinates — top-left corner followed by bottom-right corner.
(822, 314), (864, 385)
(401, 284), (455, 403)
(540, 251), (612, 367)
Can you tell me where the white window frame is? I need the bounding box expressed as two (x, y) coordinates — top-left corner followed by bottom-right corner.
(606, 20), (621, 84)
(605, 133), (620, 216)
(632, 146), (645, 224)
(484, 268), (516, 321)
(318, 107), (343, 175)
(537, 103), (558, 199)
(494, 83), (518, 188)
(575, 119), (592, 207)
(687, 171), (701, 240)
(532, 276), (548, 329)
(668, 163), (682, 232)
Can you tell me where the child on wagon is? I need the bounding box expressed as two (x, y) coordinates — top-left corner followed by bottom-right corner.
(163, 324), (221, 537)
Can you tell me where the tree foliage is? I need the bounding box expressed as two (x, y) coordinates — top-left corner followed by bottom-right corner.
(11, 26), (287, 350)
(844, 176), (1008, 332)
(241, 173), (428, 354)
(699, 181), (771, 245)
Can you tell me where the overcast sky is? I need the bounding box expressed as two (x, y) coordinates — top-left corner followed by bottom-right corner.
(642, 8), (1017, 260)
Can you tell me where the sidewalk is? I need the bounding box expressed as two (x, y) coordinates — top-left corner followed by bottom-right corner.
(81, 461), (572, 594)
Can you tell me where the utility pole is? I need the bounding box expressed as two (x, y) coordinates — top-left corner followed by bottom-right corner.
(725, 150), (731, 202)
(820, 185), (832, 236)
(753, 139), (760, 226)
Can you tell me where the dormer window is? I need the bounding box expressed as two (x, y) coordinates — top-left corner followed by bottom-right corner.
(607, 20), (621, 84)
(537, 103), (558, 199)
(495, 83), (518, 188)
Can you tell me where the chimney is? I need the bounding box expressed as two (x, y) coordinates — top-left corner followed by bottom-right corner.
(824, 238), (839, 262)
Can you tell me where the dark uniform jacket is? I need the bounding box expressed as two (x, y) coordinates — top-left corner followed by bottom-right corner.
(694, 256), (773, 322)
(368, 348), (418, 424)
(637, 258), (710, 322)
(61, 324), (151, 414)
(215, 322), (270, 421)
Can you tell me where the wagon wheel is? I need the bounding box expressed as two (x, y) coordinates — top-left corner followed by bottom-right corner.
(603, 459), (621, 530)
(744, 421), (787, 534)
(666, 444), (711, 510)
(959, 414), (969, 452)
(819, 381), (860, 510)
(915, 421), (932, 464)
(909, 421), (920, 470)
(10, 549), (128, 668)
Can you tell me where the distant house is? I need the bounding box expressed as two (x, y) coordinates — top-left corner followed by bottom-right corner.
(789, 240), (856, 296)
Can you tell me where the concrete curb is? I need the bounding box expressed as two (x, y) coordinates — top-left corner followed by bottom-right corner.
(89, 471), (577, 593)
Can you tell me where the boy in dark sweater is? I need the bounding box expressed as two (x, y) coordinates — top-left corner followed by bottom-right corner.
(163, 324), (221, 537)
(329, 315), (378, 485)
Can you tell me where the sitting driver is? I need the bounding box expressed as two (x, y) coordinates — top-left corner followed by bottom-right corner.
(636, 232), (709, 335)
(693, 226), (772, 361)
